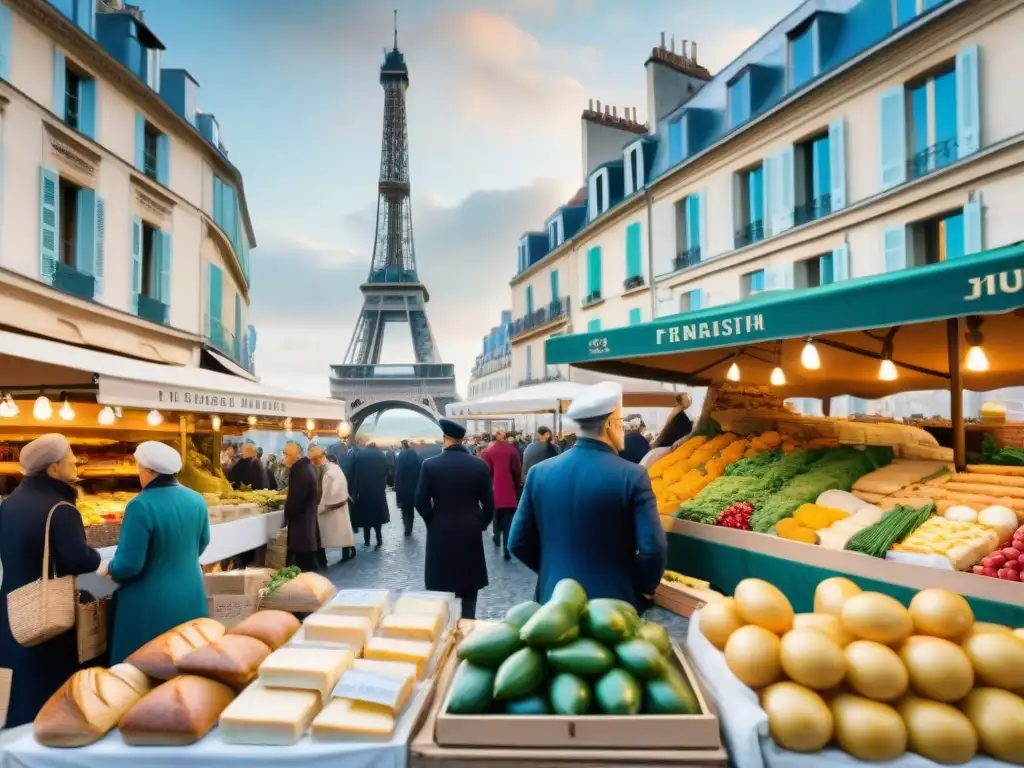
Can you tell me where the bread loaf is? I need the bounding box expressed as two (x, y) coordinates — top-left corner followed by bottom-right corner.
(177, 635), (271, 688)
(34, 664), (152, 747)
(259, 572), (336, 614)
(226, 610), (300, 650)
(119, 675), (236, 746)
(126, 617), (225, 680)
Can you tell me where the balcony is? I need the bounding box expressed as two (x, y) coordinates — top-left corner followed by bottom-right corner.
(623, 275), (646, 291)
(673, 245), (702, 272)
(472, 354), (511, 379)
(582, 291), (602, 307)
(204, 314), (255, 373)
(908, 138), (958, 181)
(793, 193), (832, 227)
(518, 372), (565, 387)
(510, 297), (571, 340)
(136, 293), (168, 325)
(53, 260), (95, 301)
(734, 220), (765, 249)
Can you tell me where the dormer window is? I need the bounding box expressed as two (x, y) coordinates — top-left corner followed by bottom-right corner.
(517, 241), (527, 272)
(547, 217), (563, 250)
(728, 72), (752, 129)
(788, 19), (819, 90)
(588, 168), (610, 221)
(624, 143), (644, 195)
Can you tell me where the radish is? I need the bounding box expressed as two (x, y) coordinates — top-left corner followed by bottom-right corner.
(973, 565), (985, 574)
(997, 568), (1011, 579)
(982, 567), (998, 577)
(1001, 547), (1019, 559)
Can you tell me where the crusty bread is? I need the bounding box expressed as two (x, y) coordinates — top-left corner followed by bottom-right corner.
(177, 635), (271, 688)
(227, 610), (300, 650)
(119, 675), (236, 746)
(34, 665), (152, 747)
(126, 617), (225, 680)
(259, 573), (337, 614)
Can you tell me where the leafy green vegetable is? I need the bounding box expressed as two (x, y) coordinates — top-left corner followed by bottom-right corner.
(982, 434), (1024, 466)
(844, 503), (935, 558)
(264, 566), (300, 595)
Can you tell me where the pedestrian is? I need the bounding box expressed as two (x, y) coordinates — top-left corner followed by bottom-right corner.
(522, 425), (560, 478)
(509, 382), (667, 612)
(394, 439), (422, 537)
(221, 444), (239, 474)
(227, 442), (269, 489)
(651, 392), (694, 450)
(620, 417), (651, 464)
(414, 419), (494, 620)
(310, 446), (355, 567)
(103, 441), (210, 663)
(481, 429), (522, 561)
(350, 441), (390, 548)
(0, 435), (101, 727)
(281, 441), (320, 572)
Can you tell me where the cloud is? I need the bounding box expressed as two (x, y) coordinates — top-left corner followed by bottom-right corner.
(698, 27), (765, 73)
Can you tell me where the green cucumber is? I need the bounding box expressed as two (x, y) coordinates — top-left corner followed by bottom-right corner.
(615, 639), (667, 680)
(645, 668), (700, 714)
(637, 620), (671, 656)
(595, 668), (642, 715)
(549, 673), (591, 715)
(505, 601), (542, 630)
(546, 638), (615, 677)
(494, 647), (546, 700)
(505, 693), (551, 715)
(456, 622), (524, 669)
(447, 662), (496, 714)
(550, 578), (588, 616)
(520, 601), (579, 647)
(583, 602), (635, 646)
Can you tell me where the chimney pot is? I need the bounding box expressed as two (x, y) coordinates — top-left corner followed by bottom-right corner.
(612, 106), (618, 118)
(692, 41), (698, 63)
(660, 31), (665, 49)
(682, 39), (688, 59)
(588, 98), (593, 110)
(596, 99), (602, 112)
(633, 107), (638, 121)
(605, 105), (610, 115)
(670, 34), (675, 53)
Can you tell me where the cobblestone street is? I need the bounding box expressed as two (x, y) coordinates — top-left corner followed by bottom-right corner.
(324, 492), (689, 641)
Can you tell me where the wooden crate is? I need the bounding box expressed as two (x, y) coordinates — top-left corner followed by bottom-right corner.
(653, 581), (723, 618)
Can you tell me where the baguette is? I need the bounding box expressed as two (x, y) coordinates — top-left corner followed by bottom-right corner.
(957, 472), (1024, 488)
(227, 610), (300, 650)
(944, 481), (1024, 499)
(177, 635), (271, 688)
(119, 675), (236, 746)
(34, 664), (152, 747)
(967, 464), (1024, 477)
(126, 617), (225, 680)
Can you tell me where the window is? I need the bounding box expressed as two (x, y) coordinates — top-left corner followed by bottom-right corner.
(907, 66), (957, 179)
(742, 269), (766, 298)
(526, 346), (533, 381)
(735, 165), (765, 247)
(39, 167), (103, 298)
(64, 66), (82, 130)
(206, 262), (225, 345)
(143, 122), (160, 180)
(628, 308), (642, 326)
(525, 285), (534, 316)
(517, 242), (526, 272)
(894, 0), (945, 26)
(584, 247), (602, 304)
(668, 118), (684, 164)
(625, 145), (643, 194)
(141, 223), (159, 298)
(794, 132), (831, 225)
(909, 209), (966, 265)
(728, 72), (751, 129)
(673, 193), (704, 270)
(549, 269), (559, 303)
(794, 251), (846, 288)
(587, 318), (601, 333)
(54, 52), (96, 139)
(548, 219), (561, 250)
(789, 23), (817, 90)
(679, 289), (702, 313)
(624, 222), (643, 284)
(58, 178), (80, 267)
(135, 113), (170, 185)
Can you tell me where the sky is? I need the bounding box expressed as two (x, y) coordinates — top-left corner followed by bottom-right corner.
(138, 0), (800, 435)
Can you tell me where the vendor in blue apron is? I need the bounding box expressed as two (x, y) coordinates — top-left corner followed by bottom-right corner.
(509, 381), (667, 612)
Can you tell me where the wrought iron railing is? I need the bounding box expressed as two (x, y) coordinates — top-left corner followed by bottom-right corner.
(673, 246), (701, 272)
(136, 293), (168, 325)
(582, 291), (602, 307)
(510, 297), (571, 339)
(908, 138), (958, 181)
(53, 260), (94, 300)
(143, 144), (158, 180)
(623, 274), (645, 291)
(734, 219), (765, 249)
(65, 90), (80, 130)
(203, 314), (256, 373)
(793, 193), (832, 226)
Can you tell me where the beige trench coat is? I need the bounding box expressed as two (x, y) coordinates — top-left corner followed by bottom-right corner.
(317, 462), (355, 548)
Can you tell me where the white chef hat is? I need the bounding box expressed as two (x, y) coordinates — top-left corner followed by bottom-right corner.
(134, 441), (183, 475)
(19, 434), (71, 475)
(565, 382), (623, 422)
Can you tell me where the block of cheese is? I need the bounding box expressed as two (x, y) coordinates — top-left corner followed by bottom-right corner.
(320, 589), (390, 628)
(363, 637), (435, 679)
(303, 614), (374, 650)
(331, 668), (414, 714)
(218, 681), (321, 746)
(311, 698), (395, 741)
(378, 612), (444, 643)
(258, 647), (354, 700)
(351, 658), (420, 682)
(393, 595), (449, 627)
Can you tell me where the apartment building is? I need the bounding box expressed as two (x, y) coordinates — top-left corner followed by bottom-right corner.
(0, 0), (257, 375)
(465, 310), (513, 433)
(509, 0), (1022, 417)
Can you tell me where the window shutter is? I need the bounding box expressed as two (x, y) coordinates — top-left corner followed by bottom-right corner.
(689, 289), (702, 311)
(208, 264), (223, 324)
(134, 113), (146, 170)
(549, 269), (559, 303)
(234, 294), (242, 360)
(625, 222), (642, 278)
(629, 308), (642, 325)
(623, 149), (634, 196)
(955, 45), (981, 159)
(94, 195), (105, 296)
(75, 188), (97, 275)
(668, 119), (682, 164)
(828, 118), (846, 211)
(587, 247), (602, 297)
(525, 285), (534, 315)
(156, 133), (170, 185)
(879, 85), (907, 190)
(775, 145), (795, 233)
(130, 216), (142, 311)
(762, 152), (776, 237)
(78, 78), (96, 139)
(764, 263), (794, 292)
(159, 230), (173, 306)
(0, 4), (12, 80)
(963, 194), (983, 255)
(526, 346), (533, 380)
(587, 175), (598, 221)
(74, 0), (94, 35)
(832, 243), (850, 282)
(818, 252), (834, 285)
(587, 318), (601, 333)
(697, 189), (709, 260)
(53, 50), (66, 120)
(883, 225), (908, 272)
(38, 166), (59, 285)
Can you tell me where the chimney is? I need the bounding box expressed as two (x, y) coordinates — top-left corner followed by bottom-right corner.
(670, 34), (675, 53)
(681, 40), (688, 60)
(646, 35), (712, 134)
(692, 41), (698, 63)
(660, 31), (665, 50)
(596, 99), (602, 113)
(588, 98), (594, 110)
(612, 106), (617, 118)
(632, 107), (638, 121)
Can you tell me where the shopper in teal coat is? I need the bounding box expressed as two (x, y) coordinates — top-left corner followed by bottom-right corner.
(102, 441), (210, 664)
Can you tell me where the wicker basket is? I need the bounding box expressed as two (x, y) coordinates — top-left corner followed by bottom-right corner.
(85, 522), (121, 549)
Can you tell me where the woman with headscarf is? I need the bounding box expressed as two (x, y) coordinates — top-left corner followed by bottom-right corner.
(100, 441), (211, 663)
(0, 434), (101, 727)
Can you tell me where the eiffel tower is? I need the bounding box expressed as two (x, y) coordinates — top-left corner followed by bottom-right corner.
(330, 12), (457, 432)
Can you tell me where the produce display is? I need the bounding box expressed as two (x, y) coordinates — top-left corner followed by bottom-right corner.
(844, 503), (936, 557)
(447, 578), (700, 717)
(865, 464), (1024, 518)
(971, 523), (1024, 582)
(698, 575), (1024, 764)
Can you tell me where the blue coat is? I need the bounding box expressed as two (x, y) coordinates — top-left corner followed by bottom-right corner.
(509, 438), (667, 611)
(108, 476), (210, 664)
(350, 446), (390, 528)
(415, 446), (494, 594)
(394, 448), (422, 508)
(620, 431), (651, 464)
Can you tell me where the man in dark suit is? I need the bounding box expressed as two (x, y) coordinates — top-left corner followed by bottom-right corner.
(415, 419), (494, 620)
(282, 441), (320, 573)
(350, 441), (390, 548)
(394, 439), (423, 537)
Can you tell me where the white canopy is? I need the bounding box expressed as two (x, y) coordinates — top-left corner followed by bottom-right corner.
(0, 330), (345, 421)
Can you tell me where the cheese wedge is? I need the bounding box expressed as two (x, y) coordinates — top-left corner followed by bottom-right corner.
(378, 612), (444, 643)
(258, 647), (353, 700)
(321, 589), (390, 628)
(311, 698), (396, 741)
(303, 613), (374, 650)
(393, 595), (449, 627)
(219, 681), (322, 745)
(331, 668), (414, 713)
(363, 637), (435, 679)
(351, 658), (420, 681)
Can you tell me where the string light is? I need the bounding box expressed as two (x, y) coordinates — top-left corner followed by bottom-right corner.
(878, 359), (898, 381)
(726, 362), (741, 382)
(964, 316), (990, 373)
(283, 417), (293, 431)
(338, 421), (352, 439)
(305, 418), (316, 432)
(770, 367), (787, 386)
(58, 396), (75, 421)
(33, 395), (53, 421)
(800, 340), (821, 370)
(247, 415), (258, 427)
(211, 415), (222, 432)
(147, 409), (164, 426)
(1, 394), (17, 417)
(97, 406), (116, 426)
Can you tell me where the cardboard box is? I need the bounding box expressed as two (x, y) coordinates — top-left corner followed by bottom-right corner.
(204, 568), (272, 627)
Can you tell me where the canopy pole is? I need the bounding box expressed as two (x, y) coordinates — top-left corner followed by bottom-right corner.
(179, 415), (188, 462)
(947, 318), (966, 472)
(821, 397), (831, 418)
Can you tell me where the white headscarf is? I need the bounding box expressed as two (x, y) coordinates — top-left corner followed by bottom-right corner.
(19, 434), (71, 475)
(134, 441), (183, 475)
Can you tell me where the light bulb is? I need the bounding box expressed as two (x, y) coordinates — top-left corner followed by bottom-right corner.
(211, 415), (222, 432)
(0, 400), (10, 418)
(97, 406), (116, 426)
(113, 407), (123, 419)
(965, 345), (989, 372)
(338, 421), (352, 439)
(3, 394), (17, 416)
(726, 362), (741, 382)
(878, 359), (898, 381)
(800, 341), (821, 370)
(146, 409), (164, 426)
(770, 367), (787, 386)
(283, 417), (293, 431)
(33, 395), (52, 421)
(247, 415), (258, 427)
(305, 418), (316, 432)
(59, 399), (75, 421)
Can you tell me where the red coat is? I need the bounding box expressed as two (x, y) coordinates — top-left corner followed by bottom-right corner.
(482, 441), (522, 509)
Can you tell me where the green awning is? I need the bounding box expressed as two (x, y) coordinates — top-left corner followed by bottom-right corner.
(545, 243), (1024, 400)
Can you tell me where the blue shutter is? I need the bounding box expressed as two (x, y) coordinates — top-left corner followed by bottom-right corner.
(130, 217), (142, 310)
(158, 230), (172, 306)
(39, 166), (59, 284)
(879, 86), (907, 190)
(776, 145), (795, 233)
(828, 119), (846, 211)
(94, 195), (105, 296)
(208, 263), (223, 324)
(134, 112), (146, 170)
(883, 225), (908, 271)
(963, 194), (983, 255)
(668, 119), (682, 164)
(587, 318), (601, 333)
(689, 289), (702, 311)
(955, 45), (980, 159)
(0, 4), (12, 81)
(234, 294), (242, 360)
(74, 0), (94, 36)
(549, 269), (559, 303)
(78, 78), (96, 139)
(697, 190), (709, 260)
(213, 177), (222, 222)
(587, 247), (602, 297)
(629, 308), (642, 325)
(156, 133), (170, 185)
(525, 285), (534, 315)
(832, 243), (850, 282)
(53, 50), (66, 120)
(526, 346), (533, 380)
(764, 263), (794, 292)
(75, 188), (96, 275)
(818, 253), (834, 285)
(625, 222), (642, 278)
(762, 152), (777, 237)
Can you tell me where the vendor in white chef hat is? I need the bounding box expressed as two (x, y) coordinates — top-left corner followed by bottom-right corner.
(101, 440), (212, 664)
